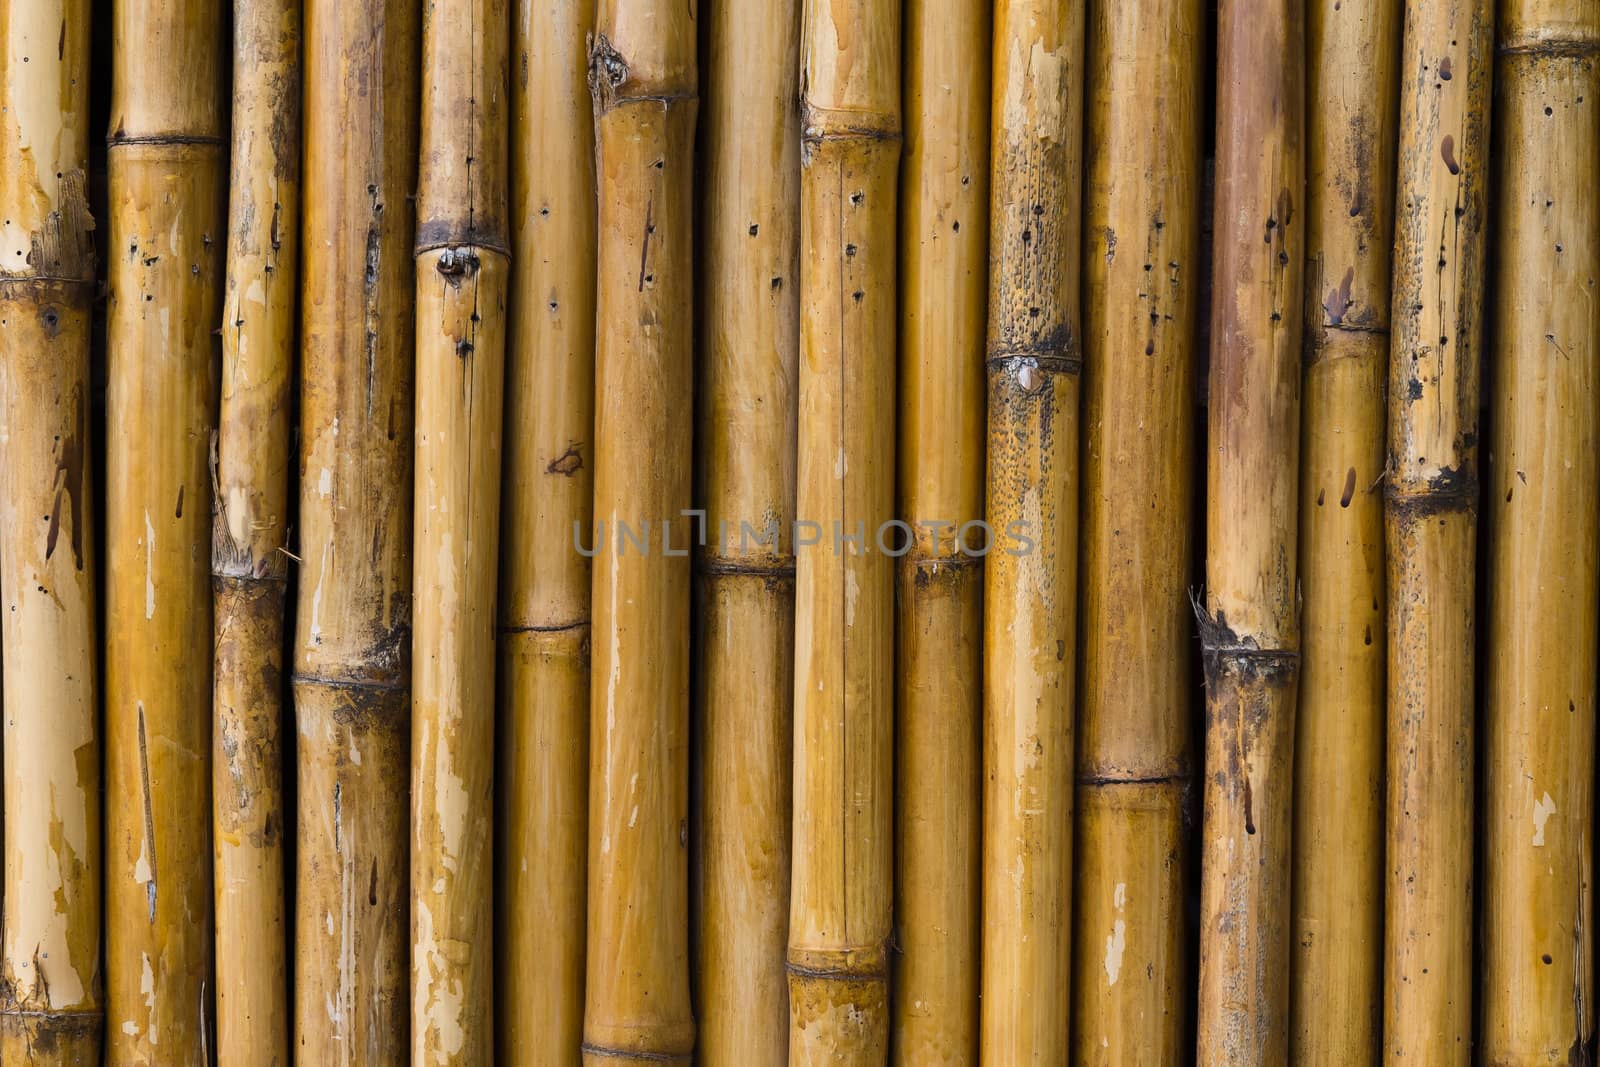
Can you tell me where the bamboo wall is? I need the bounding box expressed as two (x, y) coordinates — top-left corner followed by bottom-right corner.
(0, 0), (1595, 1063)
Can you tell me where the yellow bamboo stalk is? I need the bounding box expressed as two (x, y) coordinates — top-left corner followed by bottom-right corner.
(694, 1), (799, 1064)
(1383, 2), (1492, 1061)
(0, 0), (101, 1058)
(981, 2), (1082, 1061)
(1290, 0), (1398, 1061)
(1195, 0), (1305, 1063)
(410, 0), (510, 1060)
(1073, 0), (1201, 1060)
(893, 1), (988, 1062)
(212, 0), (299, 1060)
(293, 0), (419, 1058)
(495, 0), (595, 1062)
(583, 2), (698, 1061)
(1482, 2), (1599, 1060)
(104, 0), (226, 1057)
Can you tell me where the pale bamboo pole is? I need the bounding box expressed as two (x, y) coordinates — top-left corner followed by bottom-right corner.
(410, 0), (510, 1060)
(1072, 0), (1202, 1060)
(495, 0), (595, 1062)
(212, 0), (300, 1060)
(1290, 0), (1398, 1060)
(1383, 2), (1492, 1061)
(1195, 0), (1305, 1062)
(0, 0), (101, 1058)
(583, 1), (698, 1061)
(981, 2), (1083, 1061)
(892, 1), (988, 1062)
(694, 1), (799, 1064)
(293, 0), (419, 1058)
(785, 3), (900, 1062)
(104, 0), (226, 1056)
(1481, 2), (1599, 1059)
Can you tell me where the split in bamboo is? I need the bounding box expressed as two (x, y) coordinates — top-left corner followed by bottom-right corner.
(1383, 2), (1493, 1061)
(786, 1), (900, 1061)
(1290, 0), (1398, 1060)
(693, 1), (799, 1064)
(495, 0), (596, 1062)
(1481, 3), (1600, 1060)
(892, 1), (988, 1061)
(1195, 0), (1306, 1062)
(293, 0), (420, 1058)
(410, 0), (511, 1059)
(583, 2), (698, 1062)
(104, 0), (227, 1056)
(0, 0), (102, 1058)
(212, 0), (300, 1060)
(1072, 0), (1202, 1060)
(981, 2), (1083, 1061)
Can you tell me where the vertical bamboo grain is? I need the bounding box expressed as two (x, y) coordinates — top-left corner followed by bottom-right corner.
(1383, 2), (1492, 1062)
(786, 2), (900, 1062)
(105, 0), (226, 1057)
(212, 0), (300, 1060)
(1195, 0), (1305, 1063)
(981, 2), (1082, 1061)
(294, 0), (419, 1059)
(892, 1), (988, 1063)
(1072, 0), (1202, 1061)
(410, 0), (510, 1060)
(1482, 2), (1599, 1061)
(583, 1), (698, 1061)
(1291, 0), (1398, 1061)
(694, 1), (799, 1064)
(495, 0), (595, 1062)
(0, 0), (102, 1058)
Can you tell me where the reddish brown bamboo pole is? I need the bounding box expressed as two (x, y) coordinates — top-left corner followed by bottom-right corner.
(0, 0), (102, 1058)
(293, 0), (419, 1059)
(496, 0), (596, 1062)
(694, 1), (800, 1064)
(1195, 0), (1305, 1063)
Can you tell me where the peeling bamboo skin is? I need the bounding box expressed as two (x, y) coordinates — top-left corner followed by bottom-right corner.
(787, 3), (899, 1062)
(1197, 0), (1305, 1062)
(981, 2), (1082, 1062)
(1383, 1), (1492, 1061)
(583, 4), (698, 1061)
(1073, 0), (1201, 1060)
(211, 0), (300, 1061)
(694, 1), (799, 1064)
(1291, 0), (1398, 1060)
(1482, 6), (1600, 1061)
(294, 0), (419, 1059)
(0, 0), (102, 1059)
(893, 0), (988, 1061)
(496, 0), (595, 1062)
(410, 0), (510, 1059)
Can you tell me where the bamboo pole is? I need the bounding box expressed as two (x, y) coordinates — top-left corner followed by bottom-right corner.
(212, 0), (300, 1060)
(1290, 0), (1398, 1060)
(495, 0), (595, 1062)
(104, 0), (226, 1056)
(694, 1), (799, 1064)
(1482, 2), (1599, 1060)
(892, 1), (988, 1062)
(583, 2), (698, 1061)
(1195, 0), (1305, 1062)
(0, 0), (102, 1058)
(1072, 0), (1201, 1060)
(1383, 2), (1492, 1061)
(981, 2), (1082, 1061)
(410, 0), (510, 1060)
(786, 3), (900, 1061)
(293, 0), (419, 1058)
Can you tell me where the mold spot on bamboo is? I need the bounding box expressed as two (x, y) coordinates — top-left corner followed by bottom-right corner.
(546, 443), (583, 477)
